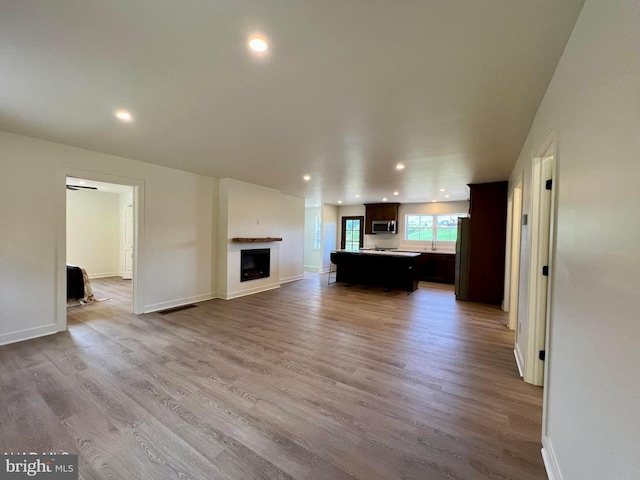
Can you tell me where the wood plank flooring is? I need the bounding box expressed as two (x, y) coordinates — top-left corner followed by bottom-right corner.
(0, 275), (545, 480)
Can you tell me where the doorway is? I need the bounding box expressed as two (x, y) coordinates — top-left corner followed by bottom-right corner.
(340, 216), (364, 250)
(66, 177), (134, 311)
(56, 167), (145, 333)
(523, 138), (556, 387)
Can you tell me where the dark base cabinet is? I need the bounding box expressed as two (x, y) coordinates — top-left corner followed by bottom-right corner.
(330, 251), (419, 293)
(417, 253), (456, 284)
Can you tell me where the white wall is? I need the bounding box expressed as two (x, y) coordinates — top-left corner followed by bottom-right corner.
(508, 1), (640, 478)
(304, 206), (322, 271)
(336, 201), (469, 252)
(216, 178), (228, 297)
(321, 204), (338, 273)
(279, 194), (305, 283)
(217, 178), (304, 299)
(143, 170), (213, 312)
(67, 189), (120, 278)
(0, 131), (215, 345)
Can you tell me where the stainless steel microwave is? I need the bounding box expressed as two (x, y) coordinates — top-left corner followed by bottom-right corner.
(372, 220), (396, 234)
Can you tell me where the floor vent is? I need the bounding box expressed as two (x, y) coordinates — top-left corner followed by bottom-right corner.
(157, 304), (198, 315)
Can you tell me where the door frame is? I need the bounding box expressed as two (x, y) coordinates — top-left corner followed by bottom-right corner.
(503, 190), (513, 312)
(56, 167), (146, 333)
(340, 216), (365, 250)
(506, 177), (524, 331)
(524, 132), (557, 387)
(122, 203), (134, 280)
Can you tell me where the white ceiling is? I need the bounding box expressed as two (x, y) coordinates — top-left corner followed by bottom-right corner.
(0, 0), (584, 206)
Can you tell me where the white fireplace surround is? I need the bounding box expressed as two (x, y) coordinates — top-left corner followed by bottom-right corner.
(217, 178), (304, 300)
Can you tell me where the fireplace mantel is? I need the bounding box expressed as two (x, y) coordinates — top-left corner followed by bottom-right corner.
(231, 237), (283, 243)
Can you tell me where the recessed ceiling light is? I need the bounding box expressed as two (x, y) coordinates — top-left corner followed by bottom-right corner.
(248, 36), (269, 53)
(395, 163), (405, 170)
(303, 175), (311, 181)
(338, 200), (342, 204)
(393, 191), (399, 196)
(440, 188), (445, 192)
(382, 198), (388, 202)
(445, 194), (450, 198)
(432, 199), (437, 203)
(355, 194), (360, 198)
(115, 110), (132, 122)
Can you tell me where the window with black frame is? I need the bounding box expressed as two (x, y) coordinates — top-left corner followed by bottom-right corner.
(341, 216), (364, 250)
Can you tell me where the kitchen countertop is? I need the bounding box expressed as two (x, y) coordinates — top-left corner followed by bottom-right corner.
(357, 248), (455, 255)
(333, 249), (421, 258)
(403, 250), (455, 255)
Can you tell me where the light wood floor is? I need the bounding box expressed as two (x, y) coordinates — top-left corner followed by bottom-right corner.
(0, 276), (545, 480)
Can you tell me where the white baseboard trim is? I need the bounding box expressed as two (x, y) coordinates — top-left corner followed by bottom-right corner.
(280, 274), (304, 284)
(304, 266), (320, 272)
(0, 324), (58, 346)
(220, 283), (281, 300)
(88, 272), (121, 279)
(144, 293), (216, 314)
(514, 344), (524, 377)
(319, 268), (330, 274)
(542, 435), (562, 480)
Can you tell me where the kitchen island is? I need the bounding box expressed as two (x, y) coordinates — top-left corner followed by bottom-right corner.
(330, 250), (421, 293)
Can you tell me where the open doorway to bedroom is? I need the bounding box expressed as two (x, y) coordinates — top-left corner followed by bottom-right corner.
(56, 166), (145, 332)
(65, 176), (135, 314)
(64, 175), (141, 320)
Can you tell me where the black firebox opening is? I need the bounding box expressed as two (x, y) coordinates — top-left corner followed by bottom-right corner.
(241, 248), (270, 282)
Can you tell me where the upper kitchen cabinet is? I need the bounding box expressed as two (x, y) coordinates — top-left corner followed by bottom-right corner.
(467, 181), (508, 305)
(364, 203), (400, 234)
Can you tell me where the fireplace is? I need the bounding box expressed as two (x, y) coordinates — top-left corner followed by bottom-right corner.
(241, 248), (270, 282)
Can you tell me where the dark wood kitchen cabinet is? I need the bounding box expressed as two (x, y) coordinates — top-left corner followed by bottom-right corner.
(464, 181), (508, 305)
(417, 252), (456, 284)
(364, 203), (400, 234)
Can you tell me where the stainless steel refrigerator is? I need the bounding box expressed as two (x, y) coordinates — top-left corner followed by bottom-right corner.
(455, 217), (470, 300)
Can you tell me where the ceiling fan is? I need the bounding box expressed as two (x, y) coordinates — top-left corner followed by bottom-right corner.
(66, 185), (98, 191)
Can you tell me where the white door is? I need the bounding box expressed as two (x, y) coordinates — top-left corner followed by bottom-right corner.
(123, 204), (133, 280)
(524, 148), (555, 386)
(533, 155), (554, 384)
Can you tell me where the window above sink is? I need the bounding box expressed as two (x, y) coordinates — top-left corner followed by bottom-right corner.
(405, 213), (467, 243)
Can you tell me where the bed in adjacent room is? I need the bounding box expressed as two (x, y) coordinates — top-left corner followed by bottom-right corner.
(66, 264), (104, 305)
